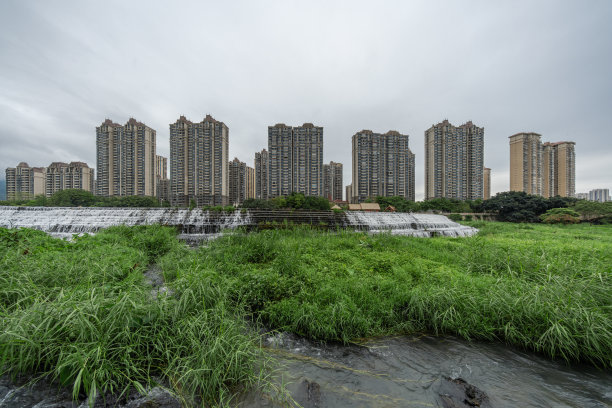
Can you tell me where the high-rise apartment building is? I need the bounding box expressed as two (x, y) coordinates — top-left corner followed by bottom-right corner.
(509, 132), (542, 196)
(155, 155), (168, 180)
(425, 120), (484, 201)
(96, 118), (156, 197)
(323, 161), (343, 201)
(548, 142), (575, 198)
(246, 166), (255, 202)
(483, 167), (491, 200)
(229, 158), (255, 205)
(267, 123), (323, 198)
(155, 155), (169, 202)
(351, 130), (415, 203)
(5, 162), (46, 200)
(509, 133), (575, 198)
(170, 115), (229, 206)
(45, 161), (95, 196)
(254, 149), (269, 199)
(346, 184), (352, 204)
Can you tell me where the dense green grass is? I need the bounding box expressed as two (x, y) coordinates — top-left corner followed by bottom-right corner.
(161, 222), (611, 368)
(0, 226), (264, 406)
(1, 222), (610, 405)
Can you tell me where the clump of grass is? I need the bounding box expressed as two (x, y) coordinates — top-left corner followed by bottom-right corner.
(0, 226), (265, 406)
(163, 224), (611, 368)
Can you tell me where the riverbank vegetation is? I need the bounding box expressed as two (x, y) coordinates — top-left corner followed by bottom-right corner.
(1, 222), (610, 404)
(3, 189), (611, 225)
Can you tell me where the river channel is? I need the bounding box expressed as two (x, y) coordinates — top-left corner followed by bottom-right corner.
(238, 333), (611, 408)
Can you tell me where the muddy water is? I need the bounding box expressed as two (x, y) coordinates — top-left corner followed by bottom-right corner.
(239, 334), (611, 408)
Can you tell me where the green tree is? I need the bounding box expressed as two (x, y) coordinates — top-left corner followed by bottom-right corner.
(481, 191), (549, 222)
(48, 189), (96, 207)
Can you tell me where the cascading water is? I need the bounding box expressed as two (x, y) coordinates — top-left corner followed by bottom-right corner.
(0, 207), (477, 240)
(345, 211), (478, 237)
(0, 206), (252, 241)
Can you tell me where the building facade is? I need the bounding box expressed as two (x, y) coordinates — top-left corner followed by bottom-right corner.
(509, 133), (575, 198)
(155, 155), (169, 203)
(170, 115), (229, 206)
(346, 184), (352, 204)
(425, 120), (484, 201)
(5, 162), (46, 200)
(483, 167), (491, 200)
(509, 132), (542, 196)
(229, 158), (255, 206)
(323, 161), (343, 201)
(351, 130), (415, 203)
(45, 161), (95, 196)
(254, 149), (269, 199)
(96, 118), (156, 197)
(588, 189), (610, 202)
(549, 142), (575, 198)
(267, 123), (323, 198)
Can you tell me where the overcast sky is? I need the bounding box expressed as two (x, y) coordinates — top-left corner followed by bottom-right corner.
(1, 0), (611, 200)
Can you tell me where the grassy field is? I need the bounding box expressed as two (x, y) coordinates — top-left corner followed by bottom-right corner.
(1, 222), (610, 405)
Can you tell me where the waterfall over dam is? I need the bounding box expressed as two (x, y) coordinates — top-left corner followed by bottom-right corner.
(0, 206), (477, 240)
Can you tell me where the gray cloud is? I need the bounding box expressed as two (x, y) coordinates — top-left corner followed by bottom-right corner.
(1, 0), (611, 199)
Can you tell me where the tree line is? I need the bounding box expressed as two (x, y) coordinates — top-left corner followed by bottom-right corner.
(2, 189), (611, 223)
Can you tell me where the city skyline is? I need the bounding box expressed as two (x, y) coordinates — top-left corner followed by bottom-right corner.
(0, 1), (611, 199)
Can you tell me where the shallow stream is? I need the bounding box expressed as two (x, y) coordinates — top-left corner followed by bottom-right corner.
(239, 333), (611, 408)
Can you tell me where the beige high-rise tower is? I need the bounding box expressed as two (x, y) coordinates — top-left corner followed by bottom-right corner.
(96, 118), (156, 197)
(170, 115), (229, 206)
(483, 167), (491, 200)
(509, 133), (575, 198)
(509, 132), (542, 195)
(543, 141), (575, 198)
(425, 120), (484, 200)
(5, 162), (46, 200)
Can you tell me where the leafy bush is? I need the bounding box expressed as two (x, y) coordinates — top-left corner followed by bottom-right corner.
(448, 213), (462, 221)
(540, 208), (581, 224)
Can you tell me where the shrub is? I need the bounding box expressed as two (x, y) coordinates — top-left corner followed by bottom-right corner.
(448, 213), (462, 222)
(540, 208), (580, 224)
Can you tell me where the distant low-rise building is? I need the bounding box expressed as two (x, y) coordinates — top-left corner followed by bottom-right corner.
(575, 193), (588, 200)
(588, 189), (610, 202)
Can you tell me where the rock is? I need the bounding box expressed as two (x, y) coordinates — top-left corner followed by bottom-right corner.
(437, 377), (490, 408)
(124, 387), (181, 408)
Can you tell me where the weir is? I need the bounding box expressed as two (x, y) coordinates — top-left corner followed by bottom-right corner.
(0, 206), (477, 240)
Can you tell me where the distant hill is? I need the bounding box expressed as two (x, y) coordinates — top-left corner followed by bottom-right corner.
(0, 179), (6, 201)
